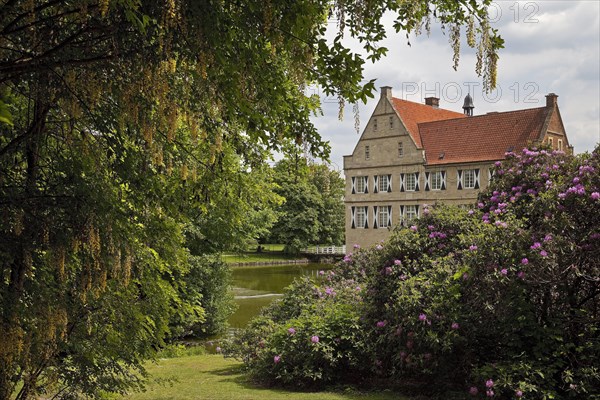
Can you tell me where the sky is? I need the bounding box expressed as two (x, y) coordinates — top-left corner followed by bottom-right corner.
(310, 0), (600, 171)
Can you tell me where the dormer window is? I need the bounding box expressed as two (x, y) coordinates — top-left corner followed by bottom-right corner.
(373, 118), (378, 131)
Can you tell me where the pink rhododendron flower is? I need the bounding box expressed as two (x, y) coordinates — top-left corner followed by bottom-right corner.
(530, 242), (541, 250)
(500, 268), (508, 276)
(287, 327), (296, 335)
(353, 243), (360, 249)
(486, 389), (494, 397)
(451, 322), (460, 330)
(394, 259), (402, 265)
(469, 387), (479, 395)
(469, 245), (478, 251)
(410, 225), (418, 231)
(517, 271), (525, 279)
(418, 313), (427, 322)
(376, 320), (387, 328)
(521, 258), (529, 265)
(592, 192), (600, 200)
(384, 267), (393, 275)
(274, 355), (281, 364)
(311, 335), (319, 343)
(540, 250), (548, 257)
(486, 379), (494, 388)
(318, 270), (324, 276)
(516, 390), (523, 397)
(375, 244), (383, 250)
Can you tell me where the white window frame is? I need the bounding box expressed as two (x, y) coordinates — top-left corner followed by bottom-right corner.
(431, 171), (443, 190)
(378, 175), (389, 193)
(463, 169), (476, 189)
(356, 206), (367, 229)
(405, 205), (418, 222)
(356, 176), (367, 193)
(405, 173), (416, 191)
(378, 207), (389, 228)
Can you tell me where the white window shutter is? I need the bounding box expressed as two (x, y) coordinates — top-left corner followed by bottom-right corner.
(457, 170), (463, 190)
(442, 171), (447, 190)
(351, 177), (356, 194)
(475, 169), (480, 189)
(373, 176), (379, 193)
(415, 172), (420, 191)
(400, 173), (405, 192)
(400, 205), (405, 226)
(365, 176), (369, 193)
(364, 206), (369, 228)
(387, 206), (392, 227)
(387, 174), (392, 192)
(424, 172), (430, 191)
(373, 206), (378, 229)
(351, 207), (356, 229)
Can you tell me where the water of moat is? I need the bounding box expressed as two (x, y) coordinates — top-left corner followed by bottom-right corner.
(229, 263), (331, 329)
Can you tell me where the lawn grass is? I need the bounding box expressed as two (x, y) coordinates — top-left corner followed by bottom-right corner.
(222, 252), (301, 264)
(110, 354), (412, 400)
(222, 244), (304, 264)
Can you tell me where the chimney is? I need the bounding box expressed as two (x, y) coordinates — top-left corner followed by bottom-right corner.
(545, 93), (558, 108)
(425, 97), (439, 108)
(381, 86), (392, 100)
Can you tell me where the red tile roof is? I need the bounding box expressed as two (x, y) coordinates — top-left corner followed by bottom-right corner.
(391, 98), (466, 147)
(418, 107), (549, 165)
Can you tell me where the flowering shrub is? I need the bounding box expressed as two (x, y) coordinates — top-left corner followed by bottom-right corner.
(225, 146), (600, 398)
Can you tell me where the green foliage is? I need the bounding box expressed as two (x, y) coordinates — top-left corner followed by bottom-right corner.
(224, 277), (367, 388)
(181, 255), (236, 338)
(267, 154), (345, 252)
(228, 147), (600, 399)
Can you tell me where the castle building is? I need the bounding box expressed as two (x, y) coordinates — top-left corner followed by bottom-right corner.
(343, 86), (571, 249)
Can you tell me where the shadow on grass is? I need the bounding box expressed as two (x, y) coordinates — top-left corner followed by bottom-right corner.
(204, 364), (414, 400)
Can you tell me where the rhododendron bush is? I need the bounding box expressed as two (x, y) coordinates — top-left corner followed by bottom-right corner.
(224, 146), (599, 398)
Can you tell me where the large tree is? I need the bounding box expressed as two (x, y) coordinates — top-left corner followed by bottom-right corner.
(0, 1), (502, 398)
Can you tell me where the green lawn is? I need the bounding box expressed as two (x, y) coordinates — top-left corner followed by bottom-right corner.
(111, 354), (412, 400)
(222, 244), (303, 264)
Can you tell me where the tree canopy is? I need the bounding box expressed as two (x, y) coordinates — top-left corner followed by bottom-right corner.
(0, 1), (503, 398)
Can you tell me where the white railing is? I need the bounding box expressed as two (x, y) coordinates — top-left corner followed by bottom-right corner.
(304, 245), (346, 255)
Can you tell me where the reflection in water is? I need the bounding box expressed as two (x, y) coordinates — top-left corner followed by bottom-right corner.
(229, 263), (330, 329)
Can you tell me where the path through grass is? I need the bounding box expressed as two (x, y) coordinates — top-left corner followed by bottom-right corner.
(112, 354), (411, 400)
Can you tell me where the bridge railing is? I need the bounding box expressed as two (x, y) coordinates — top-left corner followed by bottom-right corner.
(302, 245), (346, 255)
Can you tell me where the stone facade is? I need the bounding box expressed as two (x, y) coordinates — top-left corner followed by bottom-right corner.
(343, 87), (570, 249)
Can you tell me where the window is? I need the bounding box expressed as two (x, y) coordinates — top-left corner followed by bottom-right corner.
(558, 139), (563, 151)
(405, 173), (417, 191)
(398, 141), (403, 157)
(355, 206), (367, 228)
(458, 169), (479, 190)
(463, 169), (476, 189)
(365, 145), (370, 160)
(378, 207), (389, 228)
(389, 116), (394, 129)
(378, 175), (388, 192)
(405, 205), (418, 221)
(355, 176), (367, 193)
(431, 171), (443, 190)
(373, 118), (378, 131)
(548, 137), (553, 148)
